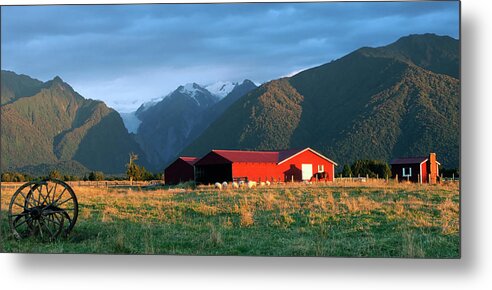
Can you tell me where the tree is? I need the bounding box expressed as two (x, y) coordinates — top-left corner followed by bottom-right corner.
(48, 170), (61, 180)
(351, 160), (391, 178)
(88, 171), (104, 181)
(1, 172), (12, 182)
(126, 152), (140, 183)
(1, 172), (28, 182)
(342, 164), (352, 177)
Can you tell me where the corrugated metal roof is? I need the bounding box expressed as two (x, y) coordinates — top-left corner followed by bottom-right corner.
(210, 148), (332, 164)
(179, 157), (199, 165)
(278, 148), (305, 162)
(390, 157), (428, 165)
(212, 150), (280, 163)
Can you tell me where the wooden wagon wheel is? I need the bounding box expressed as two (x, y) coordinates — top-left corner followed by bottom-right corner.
(8, 179), (78, 240)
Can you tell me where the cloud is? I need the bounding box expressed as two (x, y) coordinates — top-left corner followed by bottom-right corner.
(1, 2), (459, 112)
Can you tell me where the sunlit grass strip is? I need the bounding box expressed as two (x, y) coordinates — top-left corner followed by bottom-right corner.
(0, 182), (459, 257)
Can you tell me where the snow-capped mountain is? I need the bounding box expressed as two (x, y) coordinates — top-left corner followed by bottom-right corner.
(131, 82), (220, 166)
(205, 81), (239, 99)
(140, 96), (167, 112)
(133, 81), (246, 115)
(121, 80), (259, 138)
(125, 79), (256, 168)
(176, 83), (219, 107)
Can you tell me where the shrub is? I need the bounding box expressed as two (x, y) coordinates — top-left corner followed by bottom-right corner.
(88, 171), (104, 181)
(351, 160), (391, 178)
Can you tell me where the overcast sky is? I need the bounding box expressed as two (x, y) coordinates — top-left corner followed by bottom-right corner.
(1, 1), (459, 112)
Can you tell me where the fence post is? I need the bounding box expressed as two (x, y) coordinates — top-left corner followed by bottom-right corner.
(395, 174), (398, 183)
(428, 174), (431, 185)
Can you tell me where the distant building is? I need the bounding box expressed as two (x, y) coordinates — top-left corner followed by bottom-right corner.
(390, 153), (440, 184)
(193, 148), (337, 184)
(164, 157), (199, 185)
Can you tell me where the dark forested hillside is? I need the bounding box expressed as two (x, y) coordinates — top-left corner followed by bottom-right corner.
(1, 71), (147, 174)
(182, 34), (460, 168)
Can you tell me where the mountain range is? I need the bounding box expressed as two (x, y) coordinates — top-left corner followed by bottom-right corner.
(0, 71), (147, 174)
(182, 33), (460, 168)
(0, 33), (460, 176)
(132, 80), (257, 168)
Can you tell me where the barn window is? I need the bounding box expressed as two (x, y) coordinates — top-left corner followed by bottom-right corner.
(402, 167), (412, 177)
(318, 165), (324, 172)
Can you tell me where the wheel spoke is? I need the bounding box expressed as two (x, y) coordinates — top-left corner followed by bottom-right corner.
(53, 212), (66, 228)
(47, 215), (62, 227)
(36, 187), (42, 205)
(10, 212), (29, 217)
(49, 182), (58, 204)
(37, 220), (44, 239)
(14, 216), (32, 229)
(37, 185), (49, 205)
(27, 186), (40, 206)
(41, 218), (55, 237)
(13, 202), (28, 209)
(45, 208), (74, 214)
(57, 197), (74, 207)
(52, 188), (67, 205)
(17, 191), (37, 208)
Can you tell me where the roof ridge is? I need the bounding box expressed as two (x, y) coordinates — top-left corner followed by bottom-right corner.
(213, 149), (279, 153)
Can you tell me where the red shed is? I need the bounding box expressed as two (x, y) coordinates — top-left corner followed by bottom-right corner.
(164, 156), (198, 185)
(390, 153), (440, 184)
(277, 148), (337, 182)
(194, 148), (337, 184)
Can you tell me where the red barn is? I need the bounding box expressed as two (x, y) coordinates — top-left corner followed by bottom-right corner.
(390, 153), (440, 184)
(164, 157), (198, 185)
(194, 148), (337, 184)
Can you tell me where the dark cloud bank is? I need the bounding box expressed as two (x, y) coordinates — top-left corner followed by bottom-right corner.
(1, 2), (459, 112)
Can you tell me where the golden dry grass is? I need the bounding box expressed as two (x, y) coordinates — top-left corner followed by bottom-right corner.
(0, 180), (460, 257)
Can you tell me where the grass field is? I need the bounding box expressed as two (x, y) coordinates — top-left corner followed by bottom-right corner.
(0, 181), (460, 257)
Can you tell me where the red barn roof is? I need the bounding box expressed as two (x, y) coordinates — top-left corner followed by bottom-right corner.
(211, 150), (279, 163)
(209, 148), (337, 165)
(390, 156), (441, 165)
(179, 157), (199, 165)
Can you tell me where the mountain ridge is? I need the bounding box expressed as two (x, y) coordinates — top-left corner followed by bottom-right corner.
(133, 80), (257, 169)
(1, 71), (148, 174)
(182, 33), (460, 169)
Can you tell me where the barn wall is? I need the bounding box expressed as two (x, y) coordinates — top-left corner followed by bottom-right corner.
(232, 162), (278, 182)
(195, 151), (231, 165)
(277, 150), (335, 182)
(391, 163), (421, 183)
(164, 159), (195, 185)
(421, 162), (428, 183)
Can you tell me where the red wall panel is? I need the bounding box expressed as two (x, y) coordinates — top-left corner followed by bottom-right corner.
(232, 162), (279, 182)
(276, 150), (335, 182)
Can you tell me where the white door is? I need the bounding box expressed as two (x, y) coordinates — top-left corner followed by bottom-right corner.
(301, 164), (313, 181)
